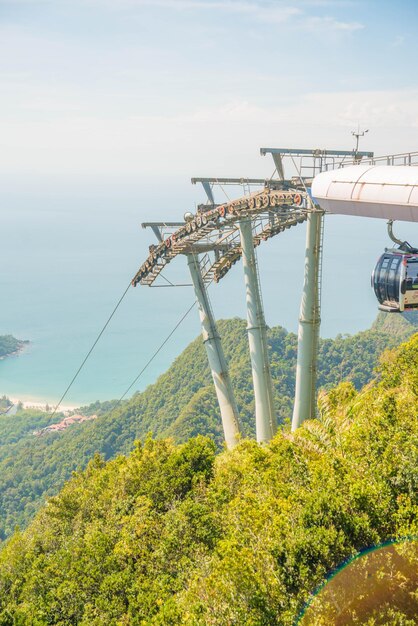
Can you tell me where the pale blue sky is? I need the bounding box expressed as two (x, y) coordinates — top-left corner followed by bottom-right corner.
(1, 0), (418, 189)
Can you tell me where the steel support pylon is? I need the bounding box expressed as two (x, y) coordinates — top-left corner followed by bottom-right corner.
(239, 218), (277, 443)
(187, 255), (242, 448)
(292, 209), (324, 431)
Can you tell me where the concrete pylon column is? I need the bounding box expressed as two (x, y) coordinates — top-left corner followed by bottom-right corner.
(187, 254), (242, 448)
(239, 218), (276, 443)
(292, 209), (324, 431)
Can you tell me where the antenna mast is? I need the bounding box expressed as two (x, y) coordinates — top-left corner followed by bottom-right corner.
(352, 126), (369, 157)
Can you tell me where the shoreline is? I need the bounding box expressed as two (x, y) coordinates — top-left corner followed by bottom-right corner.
(8, 396), (79, 413)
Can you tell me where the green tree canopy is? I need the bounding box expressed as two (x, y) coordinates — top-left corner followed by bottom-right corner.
(0, 332), (417, 624)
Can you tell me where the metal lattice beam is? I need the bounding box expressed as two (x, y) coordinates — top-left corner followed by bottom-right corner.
(132, 188), (308, 288)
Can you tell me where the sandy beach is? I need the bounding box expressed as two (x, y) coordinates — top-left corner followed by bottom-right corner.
(8, 396), (79, 413)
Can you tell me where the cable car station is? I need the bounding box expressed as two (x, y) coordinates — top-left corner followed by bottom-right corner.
(132, 147), (418, 449)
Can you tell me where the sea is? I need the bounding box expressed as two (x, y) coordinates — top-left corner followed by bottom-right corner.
(2, 182), (418, 408)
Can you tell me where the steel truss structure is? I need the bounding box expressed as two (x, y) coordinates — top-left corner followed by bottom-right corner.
(132, 188), (308, 289)
(133, 146), (418, 449)
(132, 184), (309, 447)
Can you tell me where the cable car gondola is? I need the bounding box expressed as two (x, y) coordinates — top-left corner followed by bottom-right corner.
(372, 221), (418, 312)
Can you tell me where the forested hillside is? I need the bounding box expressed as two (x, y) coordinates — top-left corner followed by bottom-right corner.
(0, 313), (416, 540)
(0, 333), (417, 625)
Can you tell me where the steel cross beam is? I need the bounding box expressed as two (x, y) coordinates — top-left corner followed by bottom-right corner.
(141, 222), (184, 243)
(191, 177), (277, 185)
(260, 148), (374, 157)
(191, 176), (286, 204)
(143, 224), (231, 256)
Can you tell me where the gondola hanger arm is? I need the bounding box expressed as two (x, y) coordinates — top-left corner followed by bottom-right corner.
(387, 220), (404, 246)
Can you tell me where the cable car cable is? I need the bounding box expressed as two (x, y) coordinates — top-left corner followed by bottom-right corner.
(50, 282), (132, 419)
(40, 276), (196, 422)
(101, 300), (197, 419)
(102, 268), (213, 421)
(0, 404), (14, 416)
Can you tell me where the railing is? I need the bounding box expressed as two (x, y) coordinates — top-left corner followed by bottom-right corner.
(294, 151), (418, 180)
(340, 151), (418, 168)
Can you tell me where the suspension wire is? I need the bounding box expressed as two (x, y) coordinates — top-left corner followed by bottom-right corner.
(217, 180), (231, 202)
(8, 273), (196, 422)
(3, 265), (196, 419)
(10, 290), (195, 425)
(110, 252), (216, 415)
(108, 300), (197, 412)
(159, 272), (176, 287)
(50, 282), (132, 419)
(0, 405), (14, 416)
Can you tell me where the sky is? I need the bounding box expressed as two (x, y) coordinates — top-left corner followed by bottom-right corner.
(1, 0), (418, 195)
(2, 0), (418, 403)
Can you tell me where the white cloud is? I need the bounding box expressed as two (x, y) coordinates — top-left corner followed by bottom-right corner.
(1, 88), (417, 186)
(93, 0), (303, 22)
(0, 0), (365, 38)
(85, 0), (363, 32)
(296, 0), (357, 6)
(189, 100), (271, 121)
(304, 15), (364, 32)
(167, 89), (418, 129)
(256, 5), (302, 22)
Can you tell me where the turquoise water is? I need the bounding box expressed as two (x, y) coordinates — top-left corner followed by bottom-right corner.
(2, 185), (418, 406)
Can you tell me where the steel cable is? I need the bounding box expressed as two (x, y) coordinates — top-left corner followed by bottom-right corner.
(50, 282), (132, 419)
(100, 300), (197, 421)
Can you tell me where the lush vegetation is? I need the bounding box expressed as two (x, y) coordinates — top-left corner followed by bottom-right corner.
(0, 333), (417, 624)
(0, 335), (27, 359)
(0, 313), (416, 540)
(0, 397), (13, 413)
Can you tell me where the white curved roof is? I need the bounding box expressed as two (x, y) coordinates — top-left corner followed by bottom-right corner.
(311, 165), (418, 222)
